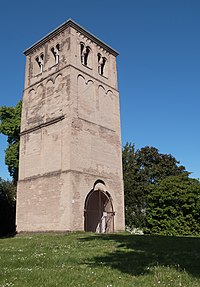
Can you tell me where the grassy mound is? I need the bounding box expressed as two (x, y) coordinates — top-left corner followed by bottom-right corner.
(0, 232), (199, 286)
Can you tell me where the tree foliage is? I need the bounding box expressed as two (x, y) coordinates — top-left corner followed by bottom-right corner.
(0, 177), (16, 236)
(0, 100), (22, 184)
(122, 143), (188, 230)
(147, 175), (200, 236)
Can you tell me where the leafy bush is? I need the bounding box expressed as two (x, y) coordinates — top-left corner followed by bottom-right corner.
(123, 143), (187, 230)
(146, 175), (200, 236)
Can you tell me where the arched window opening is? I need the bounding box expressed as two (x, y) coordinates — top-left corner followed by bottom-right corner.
(81, 43), (90, 66)
(84, 189), (114, 233)
(36, 53), (44, 73)
(98, 53), (106, 76)
(51, 44), (60, 64)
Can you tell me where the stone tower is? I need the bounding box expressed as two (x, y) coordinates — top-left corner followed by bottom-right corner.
(16, 20), (124, 233)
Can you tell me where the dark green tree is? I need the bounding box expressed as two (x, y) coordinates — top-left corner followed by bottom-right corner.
(0, 100), (22, 185)
(122, 143), (188, 229)
(0, 177), (16, 236)
(123, 143), (147, 228)
(147, 175), (200, 236)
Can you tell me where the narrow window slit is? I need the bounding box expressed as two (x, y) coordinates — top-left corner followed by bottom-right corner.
(98, 53), (106, 76)
(51, 44), (60, 64)
(81, 43), (90, 66)
(36, 54), (44, 73)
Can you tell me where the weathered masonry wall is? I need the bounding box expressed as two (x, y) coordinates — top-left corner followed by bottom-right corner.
(16, 20), (125, 233)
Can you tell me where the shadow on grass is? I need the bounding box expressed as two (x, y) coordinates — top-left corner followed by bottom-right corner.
(80, 234), (200, 277)
(0, 231), (16, 239)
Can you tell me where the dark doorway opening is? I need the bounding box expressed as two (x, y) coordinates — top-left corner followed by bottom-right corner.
(84, 189), (114, 233)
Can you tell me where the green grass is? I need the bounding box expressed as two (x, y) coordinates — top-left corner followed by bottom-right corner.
(0, 232), (200, 287)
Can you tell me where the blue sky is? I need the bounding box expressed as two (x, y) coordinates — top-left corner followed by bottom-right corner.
(0, 0), (200, 179)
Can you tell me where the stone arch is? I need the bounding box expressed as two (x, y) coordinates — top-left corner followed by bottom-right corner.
(93, 179), (106, 190)
(86, 79), (94, 85)
(77, 74), (85, 82)
(29, 88), (36, 94)
(84, 181), (115, 233)
(98, 84), (106, 92)
(106, 89), (113, 95)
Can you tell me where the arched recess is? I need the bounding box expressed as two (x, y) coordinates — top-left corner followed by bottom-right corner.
(46, 74), (63, 120)
(77, 75), (95, 122)
(27, 86), (44, 124)
(98, 86), (114, 130)
(84, 181), (115, 233)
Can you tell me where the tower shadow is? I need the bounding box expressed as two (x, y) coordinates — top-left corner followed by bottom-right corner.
(80, 234), (200, 277)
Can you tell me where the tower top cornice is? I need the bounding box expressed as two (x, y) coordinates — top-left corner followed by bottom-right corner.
(24, 19), (119, 57)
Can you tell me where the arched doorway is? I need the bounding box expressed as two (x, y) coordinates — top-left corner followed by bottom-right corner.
(84, 184), (114, 233)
